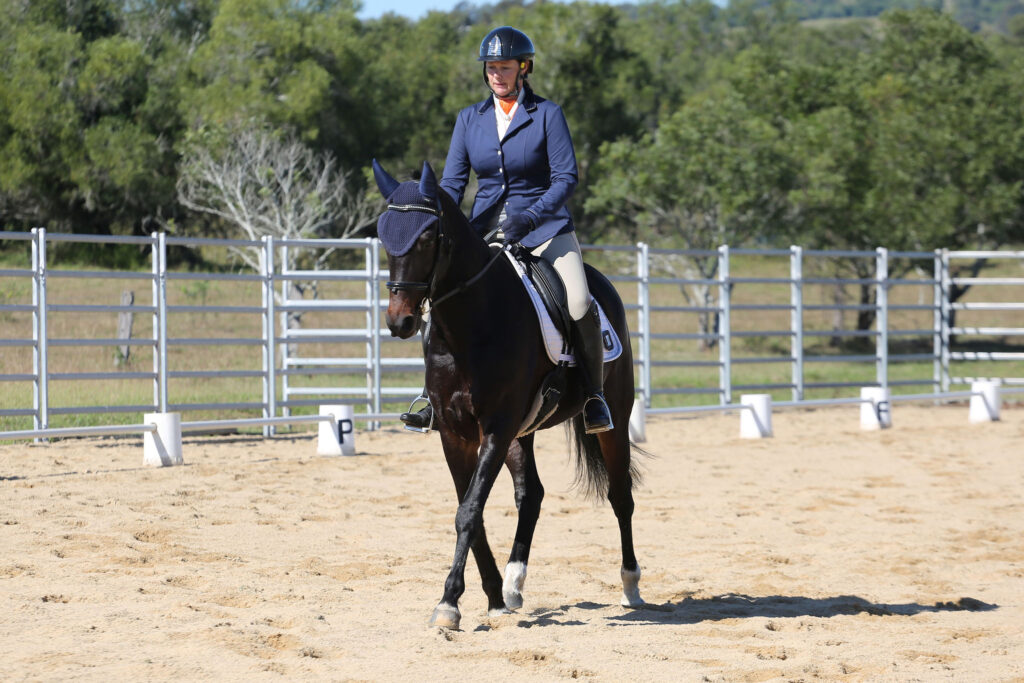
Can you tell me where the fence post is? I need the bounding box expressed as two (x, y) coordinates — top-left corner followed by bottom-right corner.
(156, 231), (168, 412)
(718, 244), (731, 406)
(32, 228), (49, 432)
(279, 242), (290, 419)
(637, 242), (651, 408)
(261, 236), (277, 437)
(939, 249), (951, 393)
(876, 247), (889, 390)
(790, 245), (804, 402)
(150, 232), (159, 412)
(932, 249), (942, 395)
(370, 238), (382, 430)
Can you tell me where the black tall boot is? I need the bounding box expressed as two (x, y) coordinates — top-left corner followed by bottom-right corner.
(400, 399), (434, 431)
(400, 317), (435, 432)
(571, 300), (614, 434)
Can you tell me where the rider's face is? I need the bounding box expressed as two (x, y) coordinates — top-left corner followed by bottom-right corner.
(485, 59), (524, 98)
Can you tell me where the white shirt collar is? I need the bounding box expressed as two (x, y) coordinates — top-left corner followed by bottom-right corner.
(493, 88), (525, 139)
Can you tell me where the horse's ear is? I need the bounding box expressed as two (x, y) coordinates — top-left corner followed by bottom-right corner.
(419, 161), (438, 202)
(372, 158), (400, 198)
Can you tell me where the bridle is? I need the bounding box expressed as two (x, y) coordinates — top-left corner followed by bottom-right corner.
(383, 201), (443, 297)
(383, 200), (505, 314)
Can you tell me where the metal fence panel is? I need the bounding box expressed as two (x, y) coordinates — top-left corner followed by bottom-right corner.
(1, 231), (1021, 440)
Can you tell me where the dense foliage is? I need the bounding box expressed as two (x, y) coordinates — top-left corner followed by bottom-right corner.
(1, 0), (1022, 258)
(793, 0), (1024, 33)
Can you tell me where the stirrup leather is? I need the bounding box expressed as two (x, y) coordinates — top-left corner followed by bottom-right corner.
(401, 396), (435, 434)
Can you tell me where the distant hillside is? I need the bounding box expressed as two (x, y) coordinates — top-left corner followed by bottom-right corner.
(791, 0), (1024, 33)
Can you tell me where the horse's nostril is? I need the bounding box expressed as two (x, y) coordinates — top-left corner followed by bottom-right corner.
(387, 313), (416, 339)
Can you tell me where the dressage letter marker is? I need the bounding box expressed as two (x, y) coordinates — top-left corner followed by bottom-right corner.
(143, 412), (183, 467)
(969, 381), (1001, 423)
(860, 387), (892, 430)
(317, 405), (356, 456)
(629, 398), (646, 443)
(739, 394), (773, 439)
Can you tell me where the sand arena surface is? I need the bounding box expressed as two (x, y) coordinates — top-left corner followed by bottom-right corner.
(2, 405), (1023, 681)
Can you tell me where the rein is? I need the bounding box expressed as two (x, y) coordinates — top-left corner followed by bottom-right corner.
(384, 202), (506, 313)
(427, 244), (505, 312)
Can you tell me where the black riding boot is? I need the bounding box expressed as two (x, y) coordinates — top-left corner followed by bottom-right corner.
(400, 317), (435, 431)
(400, 401), (434, 430)
(571, 300), (614, 434)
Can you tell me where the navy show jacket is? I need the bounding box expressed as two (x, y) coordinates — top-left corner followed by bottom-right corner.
(440, 87), (579, 249)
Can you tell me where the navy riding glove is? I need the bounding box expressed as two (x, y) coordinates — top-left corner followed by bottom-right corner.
(501, 213), (536, 245)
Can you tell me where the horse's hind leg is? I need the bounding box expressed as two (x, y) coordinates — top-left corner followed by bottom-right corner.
(503, 434), (543, 610)
(598, 428), (645, 607)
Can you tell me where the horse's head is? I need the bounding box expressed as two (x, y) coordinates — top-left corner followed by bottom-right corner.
(373, 159), (445, 339)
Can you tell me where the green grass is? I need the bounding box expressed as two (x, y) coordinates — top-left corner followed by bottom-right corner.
(2, 247), (1022, 432)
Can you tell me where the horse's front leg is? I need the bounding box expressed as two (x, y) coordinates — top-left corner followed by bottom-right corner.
(503, 434), (543, 610)
(431, 429), (515, 629)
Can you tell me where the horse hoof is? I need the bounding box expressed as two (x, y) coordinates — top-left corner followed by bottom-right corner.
(503, 590), (523, 610)
(502, 561), (527, 610)
(621, 593), (646, 608)
(429, 603), (461, 630)
(488, 606), (512, 617)
(621, 566), (643, 607)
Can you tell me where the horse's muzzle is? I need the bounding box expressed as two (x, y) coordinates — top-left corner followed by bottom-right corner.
(386, 296), (422, 339)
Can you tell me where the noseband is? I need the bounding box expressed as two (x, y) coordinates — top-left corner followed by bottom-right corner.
(383, 200), (506, 313)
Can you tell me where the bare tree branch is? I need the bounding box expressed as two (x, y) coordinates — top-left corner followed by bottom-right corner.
(177, 126), (376, 255)
(177, 126), (379, 344)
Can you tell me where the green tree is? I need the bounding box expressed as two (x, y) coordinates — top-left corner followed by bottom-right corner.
(586, 87), (794, 346)
(178, 0), (378, 185)
(0, 2), (186, 246)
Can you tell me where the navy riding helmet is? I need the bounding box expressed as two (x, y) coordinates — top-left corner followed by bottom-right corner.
(478, 25), (535, 76)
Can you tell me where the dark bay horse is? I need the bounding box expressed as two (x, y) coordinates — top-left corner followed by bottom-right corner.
(373, 160), (644, 629)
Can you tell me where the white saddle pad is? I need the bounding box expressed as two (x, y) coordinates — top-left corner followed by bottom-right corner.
(504, 251), (623, 367)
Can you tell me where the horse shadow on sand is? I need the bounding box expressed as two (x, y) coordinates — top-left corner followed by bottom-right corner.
(506, 594), (997, 629)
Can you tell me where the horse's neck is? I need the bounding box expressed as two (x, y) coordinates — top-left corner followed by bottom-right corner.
(431, 236), (509, 348)
(439, 218), (492, 290)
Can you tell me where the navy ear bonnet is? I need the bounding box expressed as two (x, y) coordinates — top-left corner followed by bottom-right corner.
(377, 182), (438, 257)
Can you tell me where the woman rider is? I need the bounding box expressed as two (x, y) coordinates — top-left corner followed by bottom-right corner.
(400, 25), (613, 434)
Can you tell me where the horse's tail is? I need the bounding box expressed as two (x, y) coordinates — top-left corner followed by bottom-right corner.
(566, 415), (649, 501)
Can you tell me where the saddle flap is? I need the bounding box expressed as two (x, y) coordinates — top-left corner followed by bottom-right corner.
(520, 252), (571, 336)
(502, 250), (623, 368)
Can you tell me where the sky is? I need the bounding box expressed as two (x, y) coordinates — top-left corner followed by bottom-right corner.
(358, 0), (598, 21)
(357, 0), (726, 21)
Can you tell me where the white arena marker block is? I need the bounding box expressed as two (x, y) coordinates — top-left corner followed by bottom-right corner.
(318, 405), (356, 456)
(739, 394), (773, 439)
(143, 412), (183, 467)
(969, 381), (1000, 423)
(860, 387), (892, 430)
(628, 398), (646, 443)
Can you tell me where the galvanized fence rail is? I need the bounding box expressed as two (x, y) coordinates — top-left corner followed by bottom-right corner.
(1, 230), (1022, 440)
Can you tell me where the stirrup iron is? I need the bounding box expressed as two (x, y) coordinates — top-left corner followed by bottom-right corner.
(583, 393), (614, 434)
(401, 395), (435, 434)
